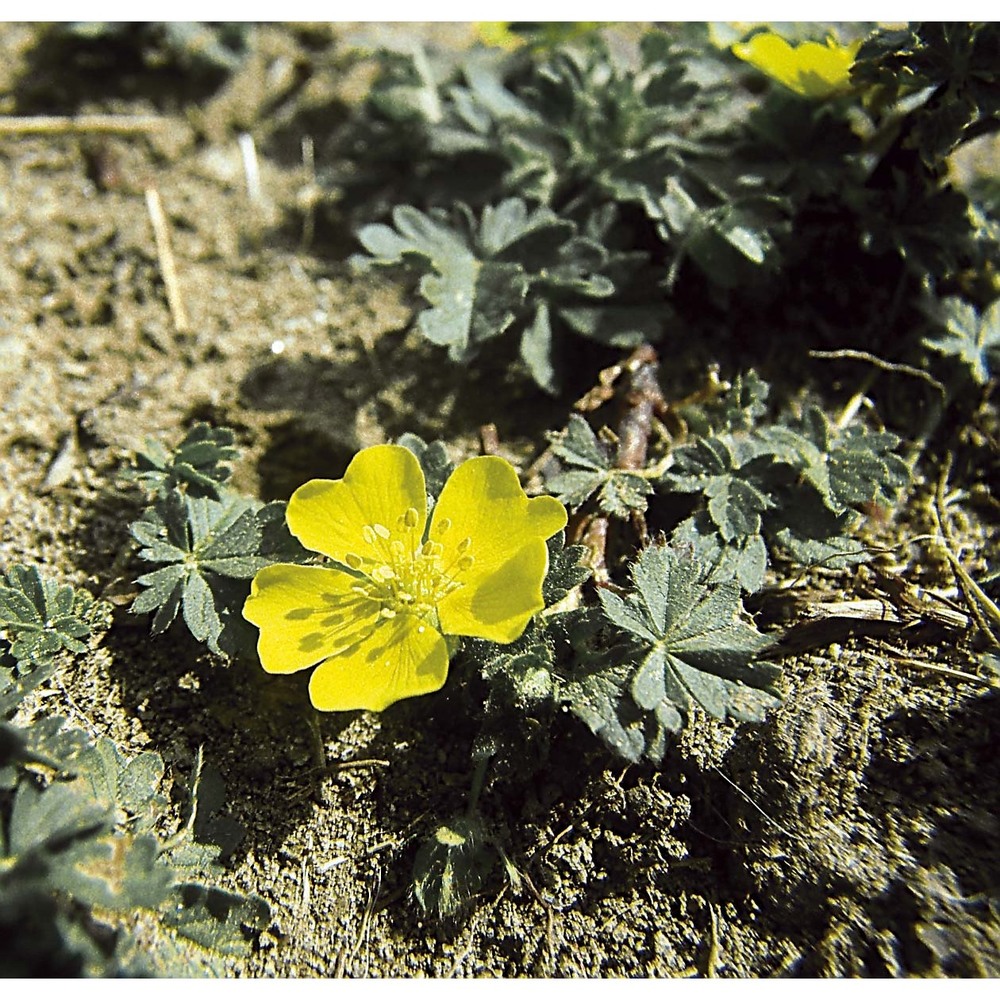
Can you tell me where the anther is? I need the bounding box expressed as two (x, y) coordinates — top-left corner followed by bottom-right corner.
(420, 540), (436, 558)
(362, 525), (377, 546)
(404, 507), (419, 528)
(373, 523), (391, 540)
(344, 552), (363, 571)
(457, 537), (472, 554)
(457, 555), (475, 571)
(373, 565), (396, 582)
(435, 517), (452, 535)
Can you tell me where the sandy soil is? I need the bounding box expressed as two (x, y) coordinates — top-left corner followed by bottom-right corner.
(2, 23), (999, 977)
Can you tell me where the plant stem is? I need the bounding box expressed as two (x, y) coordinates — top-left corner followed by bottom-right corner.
(467, 752), (491, 817)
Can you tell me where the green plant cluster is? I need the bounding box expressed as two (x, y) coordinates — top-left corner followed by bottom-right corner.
(127, 423), (309, 659)
(0, 569), (268, 976)
(342, 22), (999, 400)
(10, 21), (995, 940)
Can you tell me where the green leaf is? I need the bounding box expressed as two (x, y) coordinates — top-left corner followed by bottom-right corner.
(126, 422), (239, 499)
(922, 296), (1000, 385)
(0, 566), (108, 667)
(596, 545), (781, 756)
(162, 884), (270, 958)
(396, 434), (456, 500)
(542, 530), (592, 607)
(130, 487), (308, 657)
(354, 197), (653, 389)
(520, 301), (557, 393)
(182, 571), (223, 651)
(545, 414), (652, 517)
(355, 202), (527, 359)
(413, 816), (496, 919)
(550, 413), (609, 471)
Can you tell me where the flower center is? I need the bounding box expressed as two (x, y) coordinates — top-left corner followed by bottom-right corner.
(345, 507), (474, 622)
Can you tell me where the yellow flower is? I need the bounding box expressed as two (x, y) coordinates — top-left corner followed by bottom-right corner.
(243, 445), (567, 712)
(474, 22), (524, 50)
(732, 32), (861, 99)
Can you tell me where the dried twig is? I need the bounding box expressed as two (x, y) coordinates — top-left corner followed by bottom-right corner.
(0, 114), (164, 136)
(862, 646), (996, 688)
(144, 187), (190, 335)
(809, 348), (947, 402)
(810, 347), (946, 447)
(480, 423), (500, 456)
(569, 344), (668, 582)
(298, 134), (321, 250)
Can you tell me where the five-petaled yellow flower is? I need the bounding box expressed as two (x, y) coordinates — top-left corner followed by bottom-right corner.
(243, 445), (567, 712)
(732, 32), (861, 99)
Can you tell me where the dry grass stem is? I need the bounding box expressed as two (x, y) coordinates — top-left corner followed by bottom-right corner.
(144, 187), (190, 335)
(0, 114), (163, 135)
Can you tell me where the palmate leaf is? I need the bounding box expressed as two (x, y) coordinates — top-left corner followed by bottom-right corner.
(353, 198), (655, 391)
(545, 414), (653, 516)
(130, 492), (308, 657)
(785, 405), (911, 512)
(1, 714), (269, 976)
(126, 422), (239, 500)
(353, 200), (539, 359)
(852, 23), (1000, 165)
(662, 374), (910, 590)
(0, 565), (109, 667)
(574, 544), (781, 763)
(922, 296), (1000, 385)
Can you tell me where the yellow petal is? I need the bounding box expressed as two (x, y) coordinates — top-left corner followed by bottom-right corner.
(243, 563), (380, 675)
(474, 21), (523, 49)
(733, 32), (857, 98)
(438, 537), (551, 643)
(733, 33), (800, 91)
(430, 455), (567, 642)
(308, 614), (449, 712)
(286, 445), (427, 567)
(792, 39), (858, 98)
(432, 455), (566, 578)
